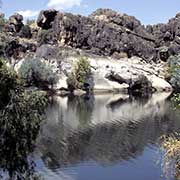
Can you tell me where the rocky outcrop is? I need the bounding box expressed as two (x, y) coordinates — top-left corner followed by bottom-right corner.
(2, 8), (180, 63)
(6, 13), (24, 33)
(36, 9), (157, 61)
(5, 40), (26, 59)
(34, 9), (180, 62)
(37, 9), (58, 30)
(2, 9), (179, 93)
(23, 47), (172, 94)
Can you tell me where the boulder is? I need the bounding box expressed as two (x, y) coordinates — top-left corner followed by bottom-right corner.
(8, 13), (24, 33)
(158, 46), (169, 61)
(148, 76), (172, 92)
(37, 9), (58, 29)
(128, 75), (153, 97)
(4, 40), (26, 59)
(36, 44), (59, 59)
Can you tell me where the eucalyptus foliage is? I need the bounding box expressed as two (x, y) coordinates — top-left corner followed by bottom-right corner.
(67, 57), (92, 92)
(0, 59), (48, 179)
(19, 57), (59, 89)
(168, 55), (180, 90)
(171, 94), (180, 110)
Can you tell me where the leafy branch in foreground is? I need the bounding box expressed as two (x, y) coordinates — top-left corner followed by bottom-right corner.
(0, 59), (48, 179)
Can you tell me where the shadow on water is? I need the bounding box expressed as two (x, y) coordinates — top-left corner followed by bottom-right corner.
(38, 92), (180, 171)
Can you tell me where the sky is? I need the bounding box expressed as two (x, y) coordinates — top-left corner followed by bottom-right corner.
(1, 0), (180, 25)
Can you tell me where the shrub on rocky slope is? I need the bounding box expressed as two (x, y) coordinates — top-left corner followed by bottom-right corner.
(67, 57), (93, 92)
(19, 57), (59, 89)
(168, 55), (180, 90)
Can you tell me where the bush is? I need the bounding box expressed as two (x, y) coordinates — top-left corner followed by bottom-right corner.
(168, 55), (180, 90)
(26, 19), (35, 26)
(19, 57), (59, 89)
(19, 25), (32, 39)
(0, 58), (48, 178)
(0, 59), (23, 108)
(38, 29), (56, 45)
(67, 57), (93, 92)
(171, 93), (180, 110)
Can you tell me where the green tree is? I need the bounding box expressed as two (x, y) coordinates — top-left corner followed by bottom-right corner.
(67, 57), (93, 92)
(0, 59), (23, 108)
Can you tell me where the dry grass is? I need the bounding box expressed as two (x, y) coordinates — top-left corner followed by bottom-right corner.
(160, 134), (180, 179)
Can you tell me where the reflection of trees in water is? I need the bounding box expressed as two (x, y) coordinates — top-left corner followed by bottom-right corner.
(0, 92), (46, 179)
(67, 94), (94, 128)
(39, 95), (180, 169)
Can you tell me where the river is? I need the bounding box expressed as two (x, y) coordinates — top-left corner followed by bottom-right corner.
(34, 92), (180, 180)
(1, 92), (180, 180)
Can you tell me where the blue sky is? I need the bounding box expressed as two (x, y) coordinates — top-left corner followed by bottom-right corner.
(1, 0), (180, 25)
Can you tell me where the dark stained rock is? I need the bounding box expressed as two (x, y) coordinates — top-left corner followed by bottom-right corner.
(158, 46), (169, 61)
(18, 25), (32, 39)
(5, 40), (26, 59)
(105, 72), (129, 84)
(4, 9), (180, 62)
(46, 9), (157, 61)
(37, 9), (58, 30)
(128, 75), (153, 97)
(8, 13), (24, 33)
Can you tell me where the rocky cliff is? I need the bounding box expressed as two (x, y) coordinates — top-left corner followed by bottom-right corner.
(2, 8), (180, 62)
(1, 8), (180, 93)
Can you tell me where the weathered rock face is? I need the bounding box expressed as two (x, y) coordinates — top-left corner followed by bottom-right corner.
(4, 39), (37, 60)
(36, 44), (59, 60)
(8, 13), (24, 33)
(5, 40), (26, 59)
(36, 9), (156, 61)
(37, 9), (58, 30)
(35, 8), (180, 62)
(18, 25), (32, 39)
(32, 47), (171, 94)
(146, 13), (180, 58)
(2, 8), (180, 64)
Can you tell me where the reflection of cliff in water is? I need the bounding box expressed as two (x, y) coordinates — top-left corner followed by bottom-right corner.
(37, 93), (180, 169)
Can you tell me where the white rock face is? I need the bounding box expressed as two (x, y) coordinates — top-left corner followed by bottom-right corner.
(148, 76), (172, 92)
(13, 53), (172, 93)
(54, 55), (172, 93)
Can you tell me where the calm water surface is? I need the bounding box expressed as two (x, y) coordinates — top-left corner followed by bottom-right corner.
(34, 93), (180, 180)
(1, 92), (180, 180)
